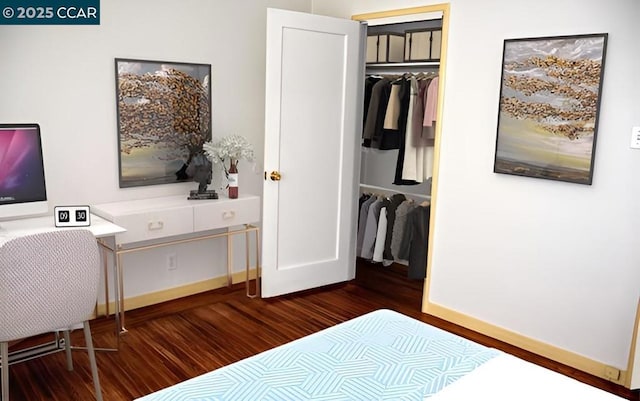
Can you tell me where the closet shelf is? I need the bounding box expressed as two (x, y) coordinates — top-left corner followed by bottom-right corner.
(359, 183), (431, 201)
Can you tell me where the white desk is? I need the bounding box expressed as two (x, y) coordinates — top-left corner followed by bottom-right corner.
(0, 214), (126, 362)
(92, 194), (261, 333)
(0, 213), (125, 244)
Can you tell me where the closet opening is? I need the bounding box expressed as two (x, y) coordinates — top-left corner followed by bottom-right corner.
(352, 5), (449, 312)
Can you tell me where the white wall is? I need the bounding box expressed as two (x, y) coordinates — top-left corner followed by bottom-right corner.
(0, 0), (311, 298)
(313, 0), (640, 370)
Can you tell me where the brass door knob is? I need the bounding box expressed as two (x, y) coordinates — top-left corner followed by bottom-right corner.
(269, 171), (281, 181)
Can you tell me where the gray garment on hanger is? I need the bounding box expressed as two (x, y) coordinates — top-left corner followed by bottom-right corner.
(361, 198), (384, 260)
(382, 193), (407, 262)
(392, 200), (417, 261)
(357, 195), (378, 256)
(372, 207), (387, 263)
(407, 204), (431, 280)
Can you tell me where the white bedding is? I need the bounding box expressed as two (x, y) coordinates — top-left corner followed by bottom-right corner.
(427, 352), (626, 400)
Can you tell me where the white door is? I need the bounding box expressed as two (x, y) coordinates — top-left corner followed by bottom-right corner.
(262, 8), (365, 297)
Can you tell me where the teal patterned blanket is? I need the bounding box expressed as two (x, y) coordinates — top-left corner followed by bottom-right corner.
(136, 309), (500, 401)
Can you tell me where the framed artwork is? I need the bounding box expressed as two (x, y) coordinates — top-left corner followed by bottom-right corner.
(493, 33), (607, 185)
(115, 58), (211, 188)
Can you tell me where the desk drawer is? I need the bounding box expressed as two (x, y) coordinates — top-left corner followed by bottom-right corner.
(113, 206), (194, 244)
(193, 196), (260, 232)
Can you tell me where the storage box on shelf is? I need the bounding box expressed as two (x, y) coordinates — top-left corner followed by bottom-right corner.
(366, 32), (405, 64)
(404, 28), (442, 62)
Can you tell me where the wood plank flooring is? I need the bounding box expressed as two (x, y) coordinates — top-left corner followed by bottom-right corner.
(3, 260), (638, 400)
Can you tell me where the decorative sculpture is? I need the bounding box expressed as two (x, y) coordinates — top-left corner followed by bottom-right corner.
(186, 153), (218, 199)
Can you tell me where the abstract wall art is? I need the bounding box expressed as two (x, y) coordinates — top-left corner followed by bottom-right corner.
(493, 33), (607, 185)
(115, 58), (211, 188)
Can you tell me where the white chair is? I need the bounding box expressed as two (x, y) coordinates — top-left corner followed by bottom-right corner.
(0, 229), (103, 401)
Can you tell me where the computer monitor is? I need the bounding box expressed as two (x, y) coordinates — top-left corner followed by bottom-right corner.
(0, 123), (48, 220)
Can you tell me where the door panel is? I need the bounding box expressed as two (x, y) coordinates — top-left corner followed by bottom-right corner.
(262, 8), (364, 297)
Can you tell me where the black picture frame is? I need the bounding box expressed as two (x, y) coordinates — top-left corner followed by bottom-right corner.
(493, 33), (608, 185)
(115, 58), (211, 188)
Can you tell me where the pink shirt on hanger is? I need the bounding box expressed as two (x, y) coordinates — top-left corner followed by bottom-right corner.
(423, 76), (439, 127)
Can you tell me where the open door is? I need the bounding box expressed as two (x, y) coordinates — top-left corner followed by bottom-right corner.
(262, 8), (365, 297)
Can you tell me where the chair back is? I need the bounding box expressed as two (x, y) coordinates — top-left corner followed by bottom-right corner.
(0, 229), (100, 342)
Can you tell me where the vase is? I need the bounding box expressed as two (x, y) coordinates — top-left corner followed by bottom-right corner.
(228, 159), (238, 199)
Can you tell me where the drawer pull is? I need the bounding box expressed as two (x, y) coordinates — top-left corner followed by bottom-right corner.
(222, 211), (236, 220)
(148, 221), (164, 231)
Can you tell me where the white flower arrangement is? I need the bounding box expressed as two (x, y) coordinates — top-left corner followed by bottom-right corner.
(202, 134), (255, 169)
(202, 135), (255, 190)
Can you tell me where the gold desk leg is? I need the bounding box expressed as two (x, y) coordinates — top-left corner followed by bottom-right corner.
(226, 228), (233, 287)
(94, 239), (122, 350)
(245, 228), (251, 297)
(102, 246), (109, 317)
(116, 250), (127, 334)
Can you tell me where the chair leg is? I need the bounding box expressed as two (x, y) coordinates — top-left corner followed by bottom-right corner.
(1, 342), (9, 401)
(63, 330), (73, 371)
(83, 321), (103, 401)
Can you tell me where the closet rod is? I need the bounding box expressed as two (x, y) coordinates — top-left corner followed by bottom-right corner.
(366, 62), (439, 68)
(366, 71), (439, 78)
(359, 183), (431, 200)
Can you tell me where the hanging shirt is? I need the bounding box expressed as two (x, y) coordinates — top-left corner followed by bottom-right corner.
(378, 81), (402, 150)
(392, 200), (417, 261)
(362, 78), (390, 147)
(401, 77), (421, 182)
(361, 197), (384, 260)
(372, 206), (388, 263)
(423, 76), (439, 128)
(406, 204), (431, 280)
(370, 81), (392, 149)
(403, 77), (436, 183)
(363, 76), (381, 127)
(383, 83), (401, 130)
(392, 78), (419, 185)
(413, 78), (434, 147)
(382, 193), (407, 262)
(357, 195), (378, 256)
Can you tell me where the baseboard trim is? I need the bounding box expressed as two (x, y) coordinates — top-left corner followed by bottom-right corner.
(96, 269), (258, 316)
(423, 299), (627, 386)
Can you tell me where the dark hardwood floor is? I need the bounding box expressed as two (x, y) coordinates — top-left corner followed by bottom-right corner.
(3, 260), (638, 400)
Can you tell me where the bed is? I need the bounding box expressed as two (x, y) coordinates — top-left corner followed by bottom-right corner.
(136, 309), (625, 401)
